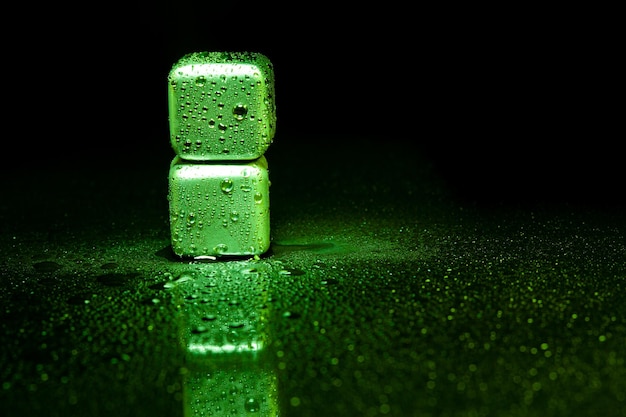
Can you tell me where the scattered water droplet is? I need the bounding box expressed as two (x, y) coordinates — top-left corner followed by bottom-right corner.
(195, 76), (206, 87)
(163, 273), (194, 288)
(221, 178), (234, 193)
(233, 103), (248, 121)
(191, 326), (208, 334)
(176, 273), (194, 283)
(214, 243), (228, 254)
(244, 397), (260, 413)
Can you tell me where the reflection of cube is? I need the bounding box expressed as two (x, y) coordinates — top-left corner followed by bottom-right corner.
(168, 155), (270, 258)
(168, 51), (276, 161)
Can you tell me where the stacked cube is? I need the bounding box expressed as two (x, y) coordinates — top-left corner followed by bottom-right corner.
(167, 51), (276, 259)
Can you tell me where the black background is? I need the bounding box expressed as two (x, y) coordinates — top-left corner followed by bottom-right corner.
(5, 1), (622, 207)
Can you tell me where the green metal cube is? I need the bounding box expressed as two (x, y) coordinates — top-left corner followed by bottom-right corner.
(168, 155), (271, 258)
(168, 51), (277, 161)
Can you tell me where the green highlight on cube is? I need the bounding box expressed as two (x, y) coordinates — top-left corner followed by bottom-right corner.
(168, 51), (277, 161)
(168, 156), (270, 258)
(167, 52), (276, 259)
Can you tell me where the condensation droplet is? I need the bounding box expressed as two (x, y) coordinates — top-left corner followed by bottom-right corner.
(214, 243), (228, 254)
(195, 76), (206, 87)
(221, 178), (234, 193)
(233, 103), (248, 121)
(254, 192), (263, 204)
(244, 397), (260, 413)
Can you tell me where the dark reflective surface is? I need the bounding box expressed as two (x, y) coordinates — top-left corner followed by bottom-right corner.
(1, 136), (625, 416)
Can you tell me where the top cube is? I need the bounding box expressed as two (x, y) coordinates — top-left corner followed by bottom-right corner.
(168, 51), (277, 161)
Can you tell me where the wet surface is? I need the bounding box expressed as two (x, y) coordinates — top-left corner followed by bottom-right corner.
(1, 136), (625, 417)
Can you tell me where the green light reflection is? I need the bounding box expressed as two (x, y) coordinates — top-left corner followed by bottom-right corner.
(168, 260), (279, 417)
(187, 340), (264, 355)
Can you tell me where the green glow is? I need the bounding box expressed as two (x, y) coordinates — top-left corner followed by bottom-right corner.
(168, 51), (277, 161)
(187, 340), (264, 355)
(168, 155), (270, 258)
(176, 260), (279, 417)
(183, 365), (278, 417)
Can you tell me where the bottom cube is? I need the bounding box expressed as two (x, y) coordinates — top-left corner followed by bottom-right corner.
(168, 155), (270, 258)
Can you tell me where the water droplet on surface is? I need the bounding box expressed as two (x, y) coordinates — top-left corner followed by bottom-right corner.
(253, 192), (263, 204)
(177, 273), (194, 283)
(220, 178), (234, 193)
(233, 103), (248, 121)
(191, 326), (208, 334)
(244, 397), (260, 413)
(214, 243), (228, 254)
